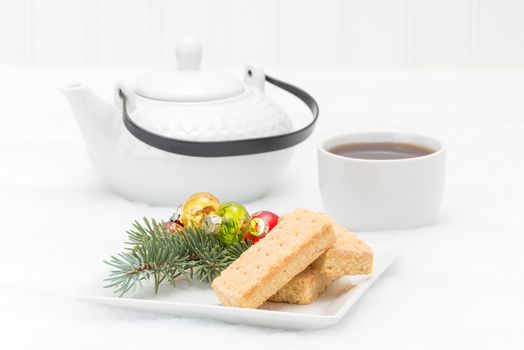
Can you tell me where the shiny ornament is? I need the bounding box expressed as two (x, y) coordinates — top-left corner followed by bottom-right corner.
(161, 207), (184, 235)
(164, 220), (183, 234)
(204, 202), (250, 244)
(180, 192), (220, 227)
(245, 211), (280, 244)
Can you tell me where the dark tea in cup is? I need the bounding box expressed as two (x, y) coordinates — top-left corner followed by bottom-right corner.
(328, 142), (434, 160)
(318, 132), (446, 230)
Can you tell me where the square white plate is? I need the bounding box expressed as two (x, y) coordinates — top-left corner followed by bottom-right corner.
(78, 242), (398, 330)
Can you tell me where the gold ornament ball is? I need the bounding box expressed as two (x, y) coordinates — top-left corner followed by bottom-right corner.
(180, 192), (220, 227)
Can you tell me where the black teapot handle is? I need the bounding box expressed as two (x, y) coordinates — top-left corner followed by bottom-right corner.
(118, 75), (318, 157)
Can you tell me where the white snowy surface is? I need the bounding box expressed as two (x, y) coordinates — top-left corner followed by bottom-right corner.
(0, 65), (523, 349)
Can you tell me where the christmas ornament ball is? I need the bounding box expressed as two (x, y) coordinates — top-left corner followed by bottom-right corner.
(205, 201), (250, 244)
(164, 221), (183, 234)
(180, 192), (220, 227)
(246, 211), (280, 244)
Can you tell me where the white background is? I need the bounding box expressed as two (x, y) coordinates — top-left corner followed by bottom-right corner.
(1, 0), (524, 68)
(2, 66), (524, 349)
(1, 1), (524, 349)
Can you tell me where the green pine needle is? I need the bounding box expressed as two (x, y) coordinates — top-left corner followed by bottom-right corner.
(103, 217), (250, 297)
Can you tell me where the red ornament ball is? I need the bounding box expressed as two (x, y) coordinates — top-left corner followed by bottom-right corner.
(163, 220), (184, 235)
(245, 211), (279, 244)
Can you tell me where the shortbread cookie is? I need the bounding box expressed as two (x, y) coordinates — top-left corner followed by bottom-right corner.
(211, 209), (336, 309)
(270, 213), (373, 304)
(310, 221), (373, 277)
(269, 268), (333, 305)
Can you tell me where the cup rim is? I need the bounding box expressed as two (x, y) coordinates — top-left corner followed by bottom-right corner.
(318, 131), (446, 163)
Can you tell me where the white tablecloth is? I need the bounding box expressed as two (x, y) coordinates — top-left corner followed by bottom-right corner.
(1, 65), (523, 349)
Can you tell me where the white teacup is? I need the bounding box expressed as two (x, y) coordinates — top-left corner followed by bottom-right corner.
(318, 131), (446, 231)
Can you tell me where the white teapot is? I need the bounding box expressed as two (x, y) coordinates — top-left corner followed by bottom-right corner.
(62, 37), (318, 205)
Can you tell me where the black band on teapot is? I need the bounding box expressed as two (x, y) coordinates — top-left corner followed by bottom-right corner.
(119, 75), (318, 157)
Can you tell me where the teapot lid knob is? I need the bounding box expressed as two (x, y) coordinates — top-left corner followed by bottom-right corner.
(176, 37), (202, 70)
(135, 36), (244, 102)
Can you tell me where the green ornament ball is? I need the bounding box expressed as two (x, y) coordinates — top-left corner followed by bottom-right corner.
(209, 201), (250, 245)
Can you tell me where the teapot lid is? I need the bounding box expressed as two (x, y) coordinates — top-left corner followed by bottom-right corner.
(134, 37), (244, 102)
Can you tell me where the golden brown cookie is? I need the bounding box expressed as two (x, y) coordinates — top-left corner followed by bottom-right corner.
(270, 212), (373, 304)
(211, 209), (336, 309)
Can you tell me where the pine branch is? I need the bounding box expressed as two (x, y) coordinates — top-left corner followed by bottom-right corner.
(104, 218), (250, 297)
